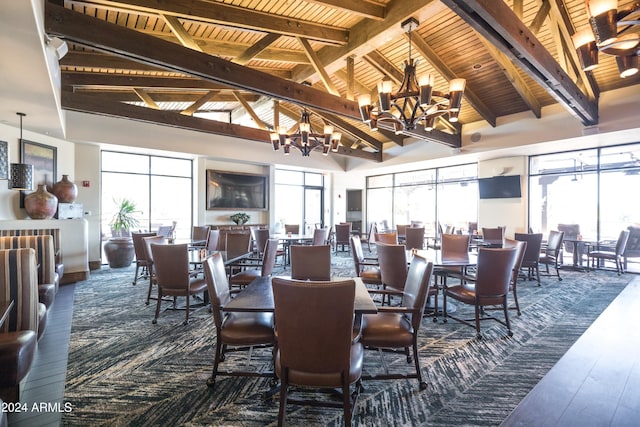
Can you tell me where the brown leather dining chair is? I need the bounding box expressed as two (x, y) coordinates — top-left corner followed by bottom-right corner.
(334, 222), (352, 253)
(350, 235), (381, 288)
(514, 232), (543, 286)
(444, 247), (518, 338)
(142, 235), (167, 305)
(272, 277), (362, 427)
(361, 222), (378, 252)
(131, 231), (156, 286)
(290, 244), (331, 280)
(229, 238), (279, 289)
(312, 227), (330, 246)
(396, 224), (409, 243)
(360, 254), (434, 390)
(150, 243), (208, 325)
(251, 228), (271, 258)
(206, 229), (220, 252)
(481, 226), (504, 247)
(587, 229), (630, 275)
(190, 225), (210, 248)
(405, 227), (425, 250)
(284, 224), (300, 235)
(503, 238), (527, 316)
(375, 242), (408, 306)
(539, 230), (564, 281)
(203, 253), (276, 388)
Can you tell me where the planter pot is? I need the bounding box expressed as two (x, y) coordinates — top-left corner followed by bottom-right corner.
(104, 237), (135, 268)
(24, 184), (58, 219)
(52, 174), (78, 203)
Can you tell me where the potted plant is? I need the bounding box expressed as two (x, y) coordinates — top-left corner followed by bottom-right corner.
(230, 212), (250, 225)
(104, 198), (141, 268)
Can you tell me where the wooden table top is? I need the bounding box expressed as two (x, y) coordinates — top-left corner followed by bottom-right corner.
(410, 249), (477, 268)
(224, 276), (378, 314)
(188, 250), (251, 265)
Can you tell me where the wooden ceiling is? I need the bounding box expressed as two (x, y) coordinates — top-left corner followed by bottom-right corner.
(44, 0), (640, 162)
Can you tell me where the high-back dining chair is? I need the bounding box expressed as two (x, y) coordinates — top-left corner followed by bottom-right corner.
(290, 244), (331, 280)
(272, 277), (362, 427)
(405, 227), (425, 250)
(284, 224), (300, 235)
(131, 232), (156, 286)
(376, 242), (408, 297)
(251, 228), (271, 257)
(396, 224), (409, 243)
(587, 229), (630, 275)
(444, 247), (518, 338)
(350, 235), (381, 287)
(229, 238), (279, 288)
(202, 253), (276, 388)
(481, 227), (504, 247)
(539, 230), (564, 281)
(150, 243), (207, 325)
(514, 232), (543, 285)
(312, 227), (330, 246)
(361, 254), (434, 390)
(334, 223), (352, 253)
(142, 235), (167, 305)
(361, 222), (378, 252)
(503, 238), (527, 316)
(191, 225), (210, 248)
(206, 229), (221, 252)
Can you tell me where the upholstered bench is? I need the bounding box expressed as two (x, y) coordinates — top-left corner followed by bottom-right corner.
(0, 235), (59, 309)
(0, 248), (40, 403)
(0, 228), (64, 282)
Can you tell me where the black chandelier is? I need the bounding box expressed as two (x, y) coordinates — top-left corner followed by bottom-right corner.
(357, 17), (466, 134)
(572, 0), (640, 78)
(270, 108), (341, 157)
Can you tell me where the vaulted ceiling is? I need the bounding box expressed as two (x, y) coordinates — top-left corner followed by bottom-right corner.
(43, 0), (640, 162)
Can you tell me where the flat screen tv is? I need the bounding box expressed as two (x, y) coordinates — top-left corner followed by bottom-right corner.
(478, 175), (522, 199)
(206, 170), (268, 210)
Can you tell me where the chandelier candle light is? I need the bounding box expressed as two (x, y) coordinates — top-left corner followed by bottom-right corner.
(357, 17), (466, 134)
(271, 108), (341, 157)
(572, 0), (640, 77)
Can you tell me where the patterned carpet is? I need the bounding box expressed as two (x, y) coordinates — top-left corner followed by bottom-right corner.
(62, 252), (633, 426)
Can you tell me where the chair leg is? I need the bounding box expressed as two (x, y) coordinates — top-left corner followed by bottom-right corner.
(278, 370), (288, 427)
(184, 295), (190, 325)
(146, 278), (154, 305)
(207, 336), (223, 387)
(152, 287), (162, 324)
(474, 304), (481, 338)
(132, 263), (140, 285)
(343, 378), (352, 427)
(412, 338), (427, 390)
(512, 285), (521, 316)
(503, 296), (513, 337)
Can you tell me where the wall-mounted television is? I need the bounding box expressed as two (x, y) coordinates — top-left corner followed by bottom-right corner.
(206, 170), (268, 210)
(478, 175), (522, 199)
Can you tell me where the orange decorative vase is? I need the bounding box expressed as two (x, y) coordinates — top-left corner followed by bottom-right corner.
(52, 174), (78, 203)
(24, 184), (58, 219)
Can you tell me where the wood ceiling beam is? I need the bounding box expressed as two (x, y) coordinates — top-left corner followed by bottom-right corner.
(132, 88), (160, 109)
(72, 89), (259, 103)
(291, 0), (447, 82)
(84, 0), (349, 45)
(441, 0), (598, 126)
(305, 0), (386, 20)
(46, 4), (362, 120)
(529, 0), (551, 35)
(298, 37), (340, 96)
(62, 89), (381, 162)
(62, 72), (231, 90)
(477, 37), (542, 118)
(362, 51), (404, 84)
(181, 90), (221, 116)
(310, 110), (383, 152)
(407, 31), (498, 127)
(161, 14), (203, 52)
(232, 91), (270, 130)
(234, 33), (281, 66)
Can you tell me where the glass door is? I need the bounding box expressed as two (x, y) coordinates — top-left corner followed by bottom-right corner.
(304, 188), (323, 234)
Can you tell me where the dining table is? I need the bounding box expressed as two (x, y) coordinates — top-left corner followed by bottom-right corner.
(188, 249), (252, 267)
(272, 233), (314, 265)
(224, 276), (378, 321)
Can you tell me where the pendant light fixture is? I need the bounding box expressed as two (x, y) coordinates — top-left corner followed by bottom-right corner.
(9, 112), (34, 191)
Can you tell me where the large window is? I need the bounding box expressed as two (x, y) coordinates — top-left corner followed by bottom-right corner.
(366, 163), (478, 237)
(101, 151), (193, 243)
(274, 169), (324, 234)
(529, 143), (640, 244)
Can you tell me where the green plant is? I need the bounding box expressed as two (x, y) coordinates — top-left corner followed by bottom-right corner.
(230, 212), (250, 225)
(110, 198), (140, 237)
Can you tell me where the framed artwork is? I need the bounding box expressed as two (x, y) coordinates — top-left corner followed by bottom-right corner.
(20, 139), (57, 206)
(0, 140), (7, 180)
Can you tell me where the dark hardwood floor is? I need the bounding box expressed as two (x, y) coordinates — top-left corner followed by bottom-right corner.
(501, 276), (640, 426)
(6, 284), (75, 427)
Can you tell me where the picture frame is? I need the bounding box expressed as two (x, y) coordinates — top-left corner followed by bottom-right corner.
(20, 139), (57, 206)
(206, 170), (268, 210)
(0, 140), (7, 180)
